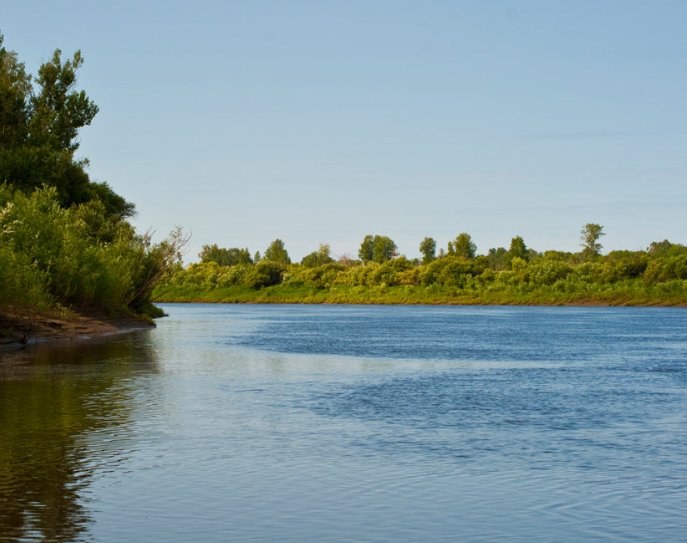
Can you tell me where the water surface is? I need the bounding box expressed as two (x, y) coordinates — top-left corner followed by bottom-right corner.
(1, 304), (686, 542)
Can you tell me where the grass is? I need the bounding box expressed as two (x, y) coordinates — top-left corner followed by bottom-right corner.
(153, 281), (687, 307)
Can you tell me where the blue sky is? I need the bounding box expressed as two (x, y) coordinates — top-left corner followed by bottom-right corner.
(3, 0), (686, 261)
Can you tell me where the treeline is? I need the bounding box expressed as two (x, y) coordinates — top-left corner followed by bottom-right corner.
(157, 226), (687, 306)
(0, 33), (183, 329)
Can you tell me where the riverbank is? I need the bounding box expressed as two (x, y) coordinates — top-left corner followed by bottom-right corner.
(153, 283), (687, 307)
(0, 309), (155, 350)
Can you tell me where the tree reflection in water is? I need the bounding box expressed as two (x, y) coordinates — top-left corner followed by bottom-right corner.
(0, 333), (157, 543)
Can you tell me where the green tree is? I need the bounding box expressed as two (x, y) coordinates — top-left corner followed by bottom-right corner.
(0, 33), (132, 219)
(646, 240), (687, 258)
(245, 261), (285, 288)
(486, 247), (508, 270)
(373, 235), (398, 263)
(580, 223), (605, 257)
(450, 233), (476, 260)
(199, 245), (252, 267)
(264, 239), (290, 265)
(28, 49), (98, 152)
(359, 235), (375, 264)
(301, 244), (334, 268)
(508, 236), (528, 260)
(0, 33), (31, 150)
(419, 237), (436, 265)
(505, 235), (528, 269)
(648, 239), (673, 257)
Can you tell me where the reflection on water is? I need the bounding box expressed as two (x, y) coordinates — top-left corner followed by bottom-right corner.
(0, 334), (157, 543)
(1, 305), (686, 543)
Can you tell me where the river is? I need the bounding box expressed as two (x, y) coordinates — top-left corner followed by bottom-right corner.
(1, 304), (686, 542)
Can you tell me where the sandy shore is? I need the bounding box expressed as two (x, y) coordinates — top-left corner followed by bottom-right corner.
(0, 310), (155, 350)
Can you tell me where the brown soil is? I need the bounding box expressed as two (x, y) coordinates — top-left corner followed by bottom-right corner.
(0, 309), (154, 348)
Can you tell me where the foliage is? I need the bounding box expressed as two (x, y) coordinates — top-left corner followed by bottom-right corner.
(285, 262), (345, 288)
(419, 237), (436, 265)
(486, 247), (508, 270)
(245, 260), (286, 288)
(0, 185), (185, 315)
(448, 233), (476, 260)
(420, 256), (479, 287)
(199, 244), (252, 267)
(359, 235), (375, 264)
(358, 234), (398, 264)
(28, 48), (99, 152)
(0, 33), (133, 219)
(263, 239), (291, 265)
(508, 236), (528, 265)
(644, 256), (687, 283)
(580, 223), (605, 257)
(373, 235), (398, 263)
(648, 240), (687, 258)
(157, 223), (687, 308)
(301, 244), (334, 268)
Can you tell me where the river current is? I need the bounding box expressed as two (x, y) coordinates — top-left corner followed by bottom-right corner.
(1, 304), (686, 542)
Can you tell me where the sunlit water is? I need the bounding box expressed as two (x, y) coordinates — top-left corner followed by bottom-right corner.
(1, 304), (686, 542)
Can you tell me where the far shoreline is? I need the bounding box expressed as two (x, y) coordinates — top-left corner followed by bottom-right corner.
(154, 297), (687, 308)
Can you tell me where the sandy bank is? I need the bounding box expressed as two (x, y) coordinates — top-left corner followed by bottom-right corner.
(0, 310), (155, 350)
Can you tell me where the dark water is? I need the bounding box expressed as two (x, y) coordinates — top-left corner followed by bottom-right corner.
(1, 304), (686, 542)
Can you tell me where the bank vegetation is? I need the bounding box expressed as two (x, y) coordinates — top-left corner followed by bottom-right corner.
(155, 232), (687, 307)
(0, 33), (184, 342)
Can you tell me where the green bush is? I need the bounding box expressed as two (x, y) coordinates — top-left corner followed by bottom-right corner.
(422, 256), (480, 287)
(245, 261), (285, 288)
(0, 186), (183, 314)
(644, 256), (687, 283)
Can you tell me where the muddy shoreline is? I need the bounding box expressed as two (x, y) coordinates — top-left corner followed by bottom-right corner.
(0, 310), (155, 351)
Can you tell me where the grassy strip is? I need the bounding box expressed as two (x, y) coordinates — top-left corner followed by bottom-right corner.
(153, 283), (687, 307)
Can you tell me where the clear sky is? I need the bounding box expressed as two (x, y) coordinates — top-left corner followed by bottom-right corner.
(3, 0), (686, 261)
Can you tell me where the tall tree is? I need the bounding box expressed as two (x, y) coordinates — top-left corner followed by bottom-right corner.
(28, 49), (98, 152)
(580, 223), (605, 257)
(199, 245), (252, 267)
(264, 239), (291, 265)
(0, 33), (31, 150)
(301, 244), (334, 268)
(508, 236), (528, 261)
(419, 237), (436, 265)
(359, 235), (375, 264)
(0, 33), (132, 218)
(373, 235), (398, 263)
(451, 233), (476, 260)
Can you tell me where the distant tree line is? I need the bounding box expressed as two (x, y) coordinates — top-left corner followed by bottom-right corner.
(168, 223), (687, 299)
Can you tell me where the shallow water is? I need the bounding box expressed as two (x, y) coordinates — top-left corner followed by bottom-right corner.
(1, 304), (686, 542)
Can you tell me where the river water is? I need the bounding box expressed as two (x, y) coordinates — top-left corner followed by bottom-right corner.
(1, 304), (686, 542)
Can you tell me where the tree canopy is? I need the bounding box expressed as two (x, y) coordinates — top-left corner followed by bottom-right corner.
(419, 237), (436, 265)
(581, 223), (605, 257)
(359, 235), (375, 264)
(359, 235), (398, 264)
(0, 32), (133, 219)
(264, 239), (291, 265)
(373, 236), (398, 263)
(448, 233), (476, 260)
(199, 244), (252, 267)
(301, 244), (334, 268)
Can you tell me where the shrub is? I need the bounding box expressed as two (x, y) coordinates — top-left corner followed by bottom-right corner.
(0, 186), (185, 314)
(644, 256), (687, 283)
(245, 261), (285, 288)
